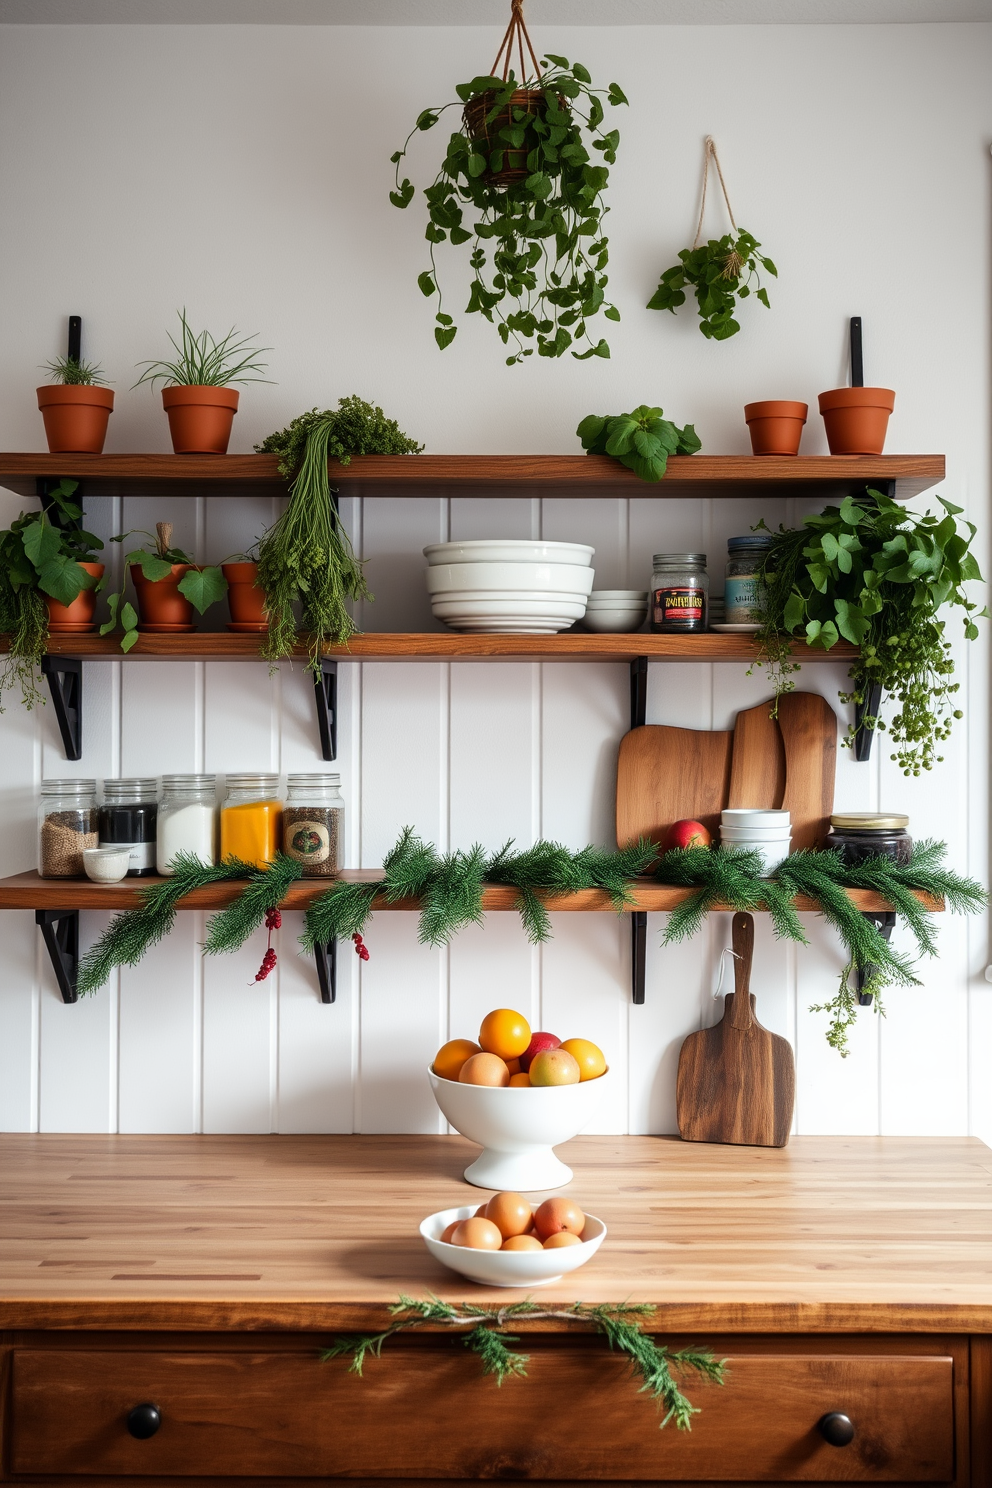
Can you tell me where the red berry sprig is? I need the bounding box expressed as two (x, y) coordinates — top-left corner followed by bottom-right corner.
(352, 932), (370, 962)
(252, 907), (283, 983)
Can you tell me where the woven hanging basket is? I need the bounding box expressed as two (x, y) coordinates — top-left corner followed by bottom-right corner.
(463, 87), (548, 184)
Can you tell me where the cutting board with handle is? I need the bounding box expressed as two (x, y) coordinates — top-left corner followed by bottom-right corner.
(676, 912), (796, 1147)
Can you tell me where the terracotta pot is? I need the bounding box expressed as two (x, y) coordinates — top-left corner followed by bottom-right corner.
(162, 386), (239, 455)
(744, 400), (808, 457)
(131, 562), (197, 631)
(223, 561), (268, 632)
(45, 562), (105, 633)
(37, 386), (114, 455)
(818, 387), (895, 456)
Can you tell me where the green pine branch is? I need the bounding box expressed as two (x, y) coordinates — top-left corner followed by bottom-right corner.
(203, 853), (304, 955)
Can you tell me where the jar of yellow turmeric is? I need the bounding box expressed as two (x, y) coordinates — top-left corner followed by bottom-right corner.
(220, 774), (282, 870)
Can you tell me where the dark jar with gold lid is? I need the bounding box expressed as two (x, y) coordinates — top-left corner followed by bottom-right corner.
(827, 812), (912, 867)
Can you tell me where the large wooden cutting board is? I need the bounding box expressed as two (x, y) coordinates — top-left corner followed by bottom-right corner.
(776, 692), (837, 852)
(616, 726), (732, 848)
(726, 699), (786, 810)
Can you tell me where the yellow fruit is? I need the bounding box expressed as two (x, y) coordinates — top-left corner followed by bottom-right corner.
(543, 1230), (582, 1249)
(508, 1071), (531, 1087)
(433, 1038), (482, 1082)
(529, 1048), (581, 1086)
(458, 1052), (510, 1086)
(452, 1217), (503, 1251)
(502, 1234), (543, 1252)
(559, 1038), (607, 1081)
(485, 1191), (533, 1239)
(479, 1008), (531, 1061)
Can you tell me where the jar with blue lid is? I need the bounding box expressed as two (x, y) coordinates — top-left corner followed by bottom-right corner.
(724, 534), (776, 627)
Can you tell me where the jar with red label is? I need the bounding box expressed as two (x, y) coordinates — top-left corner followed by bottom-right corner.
(650, 553), (708, 633)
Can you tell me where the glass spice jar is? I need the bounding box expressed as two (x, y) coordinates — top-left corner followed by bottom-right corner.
(283, 773), (344, 878)
(39, 779), (98, 879)
(99, 779), (159, 877)
(827, 812), (913, 867)
(157, 775), (218, 876)
(724, 534), (776, 626)
(650, 553), (708, 633)
(220, 774), (282, 870)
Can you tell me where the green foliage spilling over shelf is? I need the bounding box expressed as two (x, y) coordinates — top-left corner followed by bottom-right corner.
(576, 406), (701, 482)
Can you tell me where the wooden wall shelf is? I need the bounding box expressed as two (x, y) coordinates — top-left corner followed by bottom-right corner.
(0, 452), (945, 501)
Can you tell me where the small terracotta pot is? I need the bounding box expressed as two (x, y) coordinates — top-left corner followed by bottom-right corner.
(744, 400), (808, 457)
(131, 562), (197, 631)
(37, 386), (114, 455)
(223, 561), (268, 632)
(45, 562), (105, 633)
(818, 387), (895, 455)
(162, 386), (239, 455)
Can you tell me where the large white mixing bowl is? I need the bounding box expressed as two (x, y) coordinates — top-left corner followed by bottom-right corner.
(424, 540), (594, 567)
(429, 1066), (610, 1190)
(425, 562), (596, 596)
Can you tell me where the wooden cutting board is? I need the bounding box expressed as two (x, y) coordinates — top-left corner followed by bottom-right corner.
(726, 699), (786, 810)
(776, 692), (837, 852)
(676, 912), (796, 1147)
(616, 725), (732, 848)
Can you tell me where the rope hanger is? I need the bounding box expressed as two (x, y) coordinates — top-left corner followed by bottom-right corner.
(489, 0), (543, 84)
(692, 136), (739, 248)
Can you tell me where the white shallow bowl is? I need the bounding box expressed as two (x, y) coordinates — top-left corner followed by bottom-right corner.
(429, 1066), (610, 1189)
(722, 809), (791, 825)
(83, 846), (132, 883)
(426, 562), (596, 596)
(421, 1204), (606, 1287)
(437, 619), (581, 634)
(432, 598), (588, 622)
(581, 608), (646, 634)
(720, 824), (794, 841)
(720, 833), (791, 875)
(424, 540), (594, 568)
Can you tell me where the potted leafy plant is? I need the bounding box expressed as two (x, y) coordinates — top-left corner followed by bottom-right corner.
(0, 479), (105, 706)
(221, 544), (267, 632)
(133, 311), (271, 454)
(389, 3), (627, 365)
(101, 522), (228, 650)
(576, 406), (701, 480)
(37, 354), (114, 454)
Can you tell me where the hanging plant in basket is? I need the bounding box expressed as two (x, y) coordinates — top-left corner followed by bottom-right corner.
(647, 136), (776, 341)
(389, 0), (628, 365)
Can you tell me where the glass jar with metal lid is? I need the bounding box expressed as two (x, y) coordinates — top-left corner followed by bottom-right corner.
(157, 775), (218, 876)
(99, 778), (158, 877)
(827, 812), (912, 867)
(220, 774), (282, 870)
(724, 533), (776, 626)
(283, 773), (344, 878)
(650, 553), (708, 633)
(39, 779), (98, 878)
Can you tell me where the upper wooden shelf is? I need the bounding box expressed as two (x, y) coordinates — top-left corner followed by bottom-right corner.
(0, 870), (942, 915)
(0, 452), (945, 501)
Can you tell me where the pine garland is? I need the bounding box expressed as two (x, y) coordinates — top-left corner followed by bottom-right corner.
(321, 1295), (725, 1430)
(202, 853), (303, 955)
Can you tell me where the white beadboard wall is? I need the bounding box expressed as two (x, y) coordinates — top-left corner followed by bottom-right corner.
(0, 19), (989, 1138)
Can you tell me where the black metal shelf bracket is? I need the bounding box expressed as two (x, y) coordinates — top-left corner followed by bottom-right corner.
(314, 659), (338, 762)
(853, 680), (883, 763)
(630, 656), (648, 731)
(629, 658), (649, 1002)
(36, 908), (79, 1003)
(314, 938), (336, 1003)
(855, 910), (896, 1005)
(41, 655), (83, 760)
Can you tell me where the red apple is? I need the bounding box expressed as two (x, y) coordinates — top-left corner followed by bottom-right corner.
(665, 819), (712, 850)
(519, 1031), (561, 1072)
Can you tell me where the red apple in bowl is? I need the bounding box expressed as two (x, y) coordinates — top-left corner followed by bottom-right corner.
(519, 1031), (561, 1072)
(665, 819), (712, 850)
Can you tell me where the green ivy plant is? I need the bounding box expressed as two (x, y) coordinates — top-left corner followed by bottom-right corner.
(753, 488), (987, 775)
(647, 230), (776, 341)
(576, 406), (701, 481)
(100, 522), (228, 653)
(390, 58), (627, 364)
(0, 479), (104, 708)
(133, 309), (270, 389)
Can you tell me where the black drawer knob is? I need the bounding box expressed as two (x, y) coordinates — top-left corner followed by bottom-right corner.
(126, 1404), (161, 1440)
(818, 1412), (855, 1447)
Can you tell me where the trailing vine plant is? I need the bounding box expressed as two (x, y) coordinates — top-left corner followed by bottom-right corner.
(322, 1296), (725, 1430)
(576, 406), (701, 482)
(389, 0), (627, 364)
(752, 488), (987, 775)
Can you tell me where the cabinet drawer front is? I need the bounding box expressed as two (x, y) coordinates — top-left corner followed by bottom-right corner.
(11, 1348), (954, 1480)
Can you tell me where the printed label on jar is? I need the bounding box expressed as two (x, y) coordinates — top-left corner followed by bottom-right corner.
(100, 839), (156, 872)
(286, 818), (332, 863)
(724, 576), (766, 625)
(652, 586), (705, 630)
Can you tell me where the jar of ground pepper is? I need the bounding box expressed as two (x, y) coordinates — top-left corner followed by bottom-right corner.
(39, 780), (98, 878)
(283, 773), (343, 878)
(99, 779), (159, 877)
(220, 774), (282, 870)
(650, 553), (708, 633)
(827, 812), (912, 867)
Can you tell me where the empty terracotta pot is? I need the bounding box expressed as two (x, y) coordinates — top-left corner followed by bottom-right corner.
(223, 561), (268, 632)
(45, 562), (105, 633)
(131, 563), (197, 631)
(162, 386), (239, 455)
(818, 387), (895, 455)
(37, 386), (114, 455)
(744, 400), (808, 457)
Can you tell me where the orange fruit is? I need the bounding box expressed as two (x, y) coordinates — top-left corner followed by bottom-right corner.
(529, 1048), (581, 1086)
(479, 1008), (531, 1061)
(439, 1220), (460, 1244)
(433, 1038), (481, 1082)
(559, 1038), (607, 1081)
(458, 1052), (510, 1086)
(505, 1058), (521, 1076)
(485, 1191), (533, 1239)
(534, 1196), (585, 1239)
(543, 1231), (582, 1249)
(502, 1234), (543, 1252)
(508, 1071), (531, 1087)
(452, 1217), (502, 1251)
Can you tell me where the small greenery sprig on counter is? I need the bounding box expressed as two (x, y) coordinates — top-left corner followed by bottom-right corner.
(753, 489), (987, 775)
(322, 1296), (725, 1430)
(253, 397), (422, 667)
(647, 230), (775, 341)
(576, 406), (701, 482)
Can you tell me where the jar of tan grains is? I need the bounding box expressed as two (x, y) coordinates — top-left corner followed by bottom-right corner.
(283, 773), (343, 877)
(219, 774), (282, 870)
(39, 780), (98, 878)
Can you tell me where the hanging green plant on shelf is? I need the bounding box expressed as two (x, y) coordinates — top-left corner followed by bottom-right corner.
(389, 0), (627, 364)
(323, 1296), (725, 1430)
(99, 522), (228, 653)
(254, 397), (422, 667)
(752, 487), (987, 775)
(576, 406), (701, 482)
(646, 137), (775, 341)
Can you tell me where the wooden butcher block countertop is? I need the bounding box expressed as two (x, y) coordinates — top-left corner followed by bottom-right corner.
(2, 1133), (991, 1335)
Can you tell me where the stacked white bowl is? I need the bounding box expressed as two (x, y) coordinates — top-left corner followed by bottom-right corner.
(423, 540), (595, 634)
(582, 590), (648, 634)
(720, 808), (792, 875)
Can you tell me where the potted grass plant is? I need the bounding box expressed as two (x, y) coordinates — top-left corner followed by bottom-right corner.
(134, 311), (271, 454)
(100, 522), (228, 650)
(37, 353), (114, 454)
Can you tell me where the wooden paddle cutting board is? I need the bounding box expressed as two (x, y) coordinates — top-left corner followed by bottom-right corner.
(616, 725), (732, 848)
(676, 913), (796, 1147)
